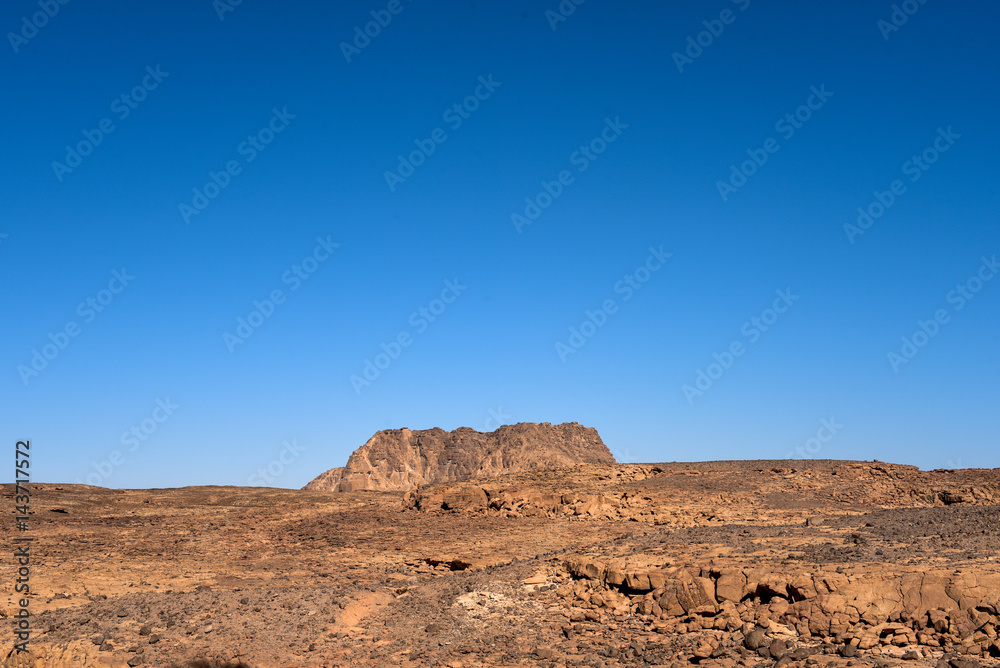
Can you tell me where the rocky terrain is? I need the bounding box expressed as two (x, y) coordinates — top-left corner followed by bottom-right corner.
(3, 459), (1000, 667)
(303, 422), (615, 492)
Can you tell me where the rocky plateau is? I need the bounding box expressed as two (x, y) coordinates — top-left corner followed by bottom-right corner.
(2, 425), (1000, 668)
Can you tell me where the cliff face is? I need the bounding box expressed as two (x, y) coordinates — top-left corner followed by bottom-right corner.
(303, 422), (615, 492)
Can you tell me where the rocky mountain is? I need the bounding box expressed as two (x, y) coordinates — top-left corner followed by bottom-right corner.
(303, 422), (615, 492)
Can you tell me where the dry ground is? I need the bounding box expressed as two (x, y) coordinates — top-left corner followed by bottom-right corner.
(2, 459), (1000, 668)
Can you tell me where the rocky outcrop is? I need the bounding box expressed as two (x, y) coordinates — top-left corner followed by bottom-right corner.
(558, 557), (1000, 658)
(303, 422), (615, 492)
(404, 484), (656, 521)
(402, 461), (1000, 529)
(302, 466), (343, 492)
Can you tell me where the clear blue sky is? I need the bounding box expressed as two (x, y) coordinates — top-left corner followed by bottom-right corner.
(3, 0), (998, 489)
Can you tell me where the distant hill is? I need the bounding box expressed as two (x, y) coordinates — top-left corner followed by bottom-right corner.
(303, 422), (615, 492)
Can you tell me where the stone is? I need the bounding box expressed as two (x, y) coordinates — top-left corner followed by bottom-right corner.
(693, 641), (715, 658)
(716, 569), (744, 603)
(839, 644), (858, 657)
(949, 659), (983, 668)
(745, 628), (768, 650)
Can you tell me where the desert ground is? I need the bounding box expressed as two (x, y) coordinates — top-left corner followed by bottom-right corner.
(4, 459), (1000, 668)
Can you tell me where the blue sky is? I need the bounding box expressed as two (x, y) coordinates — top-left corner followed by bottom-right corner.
(3, 0), (998, 489)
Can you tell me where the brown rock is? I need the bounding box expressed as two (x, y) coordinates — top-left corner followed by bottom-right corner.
(928, 608), (950, 633)
(693, 640), (715, 658)
(626, 571), (652, 592)
(605, 559), (628, 587)
(565, 556), (606, 581)
(716, 569), (744, 603)
(303, 422), (615, 492)
(745, 628), (768, 650)
(576, 494), (617, 517)
(788, 573), (818, 601)
(949, 659), (984, 668)
(440, 486), (488, 511)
